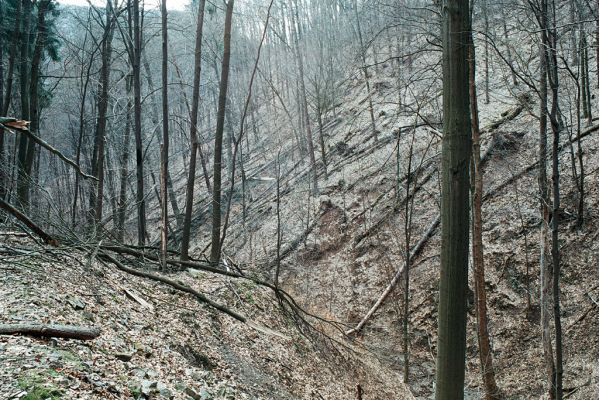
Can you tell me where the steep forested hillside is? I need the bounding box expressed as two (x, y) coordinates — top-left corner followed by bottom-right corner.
(1, 0), (598, 399)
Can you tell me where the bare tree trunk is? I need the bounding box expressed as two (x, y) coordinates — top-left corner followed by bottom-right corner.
(402, 133), (415, 384)
(16, 0), (32, 209)
(352, 0), (377, 142)
(117, 74), (132, 242)
(538, 3), (556, 396)
(469, 25), (500, 400)
(72, 10), (94, 228)
(89, 0), (114, 234)
(500, 14), (518, 86)
(1, 0), (22, 201)
(181, 0), (207, 261)
(596, 0), (599, 87)
(483, 0), (490, 104)
(132, 0), (147, 245)
(160, 0), (169, 267)
(210, 0), (235, 264)
(582, 36), (592, 125)
(0, 3), (5, 201)
(546, 1), (563, 396)
(290, 0), (318, 193)
(435, 0), (471, 398)
(142, 51), (182, 232)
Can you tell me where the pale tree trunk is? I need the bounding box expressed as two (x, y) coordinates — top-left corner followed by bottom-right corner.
(435, 0), (472, 398)
(469, 24), (500, 400)
(132, 0), (147, 245)
(142, 52), (182, 231)
(483, 0), (490, 104)
(538, 3), (555, 396)
(72, 10), (93, 228)
(160, 0), (169, 267)
(181, 0), (207, 261)
(117, 74), (132, 242)
(210, 0), (235, 264)
(290, 0), (318, 193)
(352, 0), (377, 142)
(546, 0), (563, 396)
(402, 133), (415, 384)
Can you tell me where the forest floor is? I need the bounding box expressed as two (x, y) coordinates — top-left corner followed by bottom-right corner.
(0, 233), (411, 399)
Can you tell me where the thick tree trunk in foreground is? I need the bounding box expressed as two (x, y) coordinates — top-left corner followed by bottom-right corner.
(435, 0), (472, 398)
(210, 0), (235, 264)
(537, 2), (556, 396)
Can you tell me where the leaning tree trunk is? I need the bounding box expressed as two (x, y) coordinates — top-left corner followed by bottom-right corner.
(210, 0), (234, 264)
(435, 0), (472, 399)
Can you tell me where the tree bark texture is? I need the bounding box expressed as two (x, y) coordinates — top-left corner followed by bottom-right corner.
(210, 0), (235, 264)
(0, 324), (100, 340)
(435, 1), (472, 398)
(181, 0), (207, 261)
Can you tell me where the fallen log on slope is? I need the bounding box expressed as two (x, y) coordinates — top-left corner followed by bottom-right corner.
(0, 199), (58, 246)
(100, 251), (247, 323)
(0, 323), (100, 340)
(346, 216), (440, 336)
(100, 252), (292, 340)
(345, 121), (599, 336)
(1, 119), (96, 181)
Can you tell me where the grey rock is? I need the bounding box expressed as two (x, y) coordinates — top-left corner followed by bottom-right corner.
(141, 380), (157, 397)
(157, 382), (173, 398)
(67, 296), (86, 310)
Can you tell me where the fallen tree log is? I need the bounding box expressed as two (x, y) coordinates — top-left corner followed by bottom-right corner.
(100, 251), (247, 323)
(345, 216), (440, 336)
(0, 199), (57, 246)
(0, 323), (100, 340)
(2, 122), (97, 181)
(346, 121), (599, 335)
